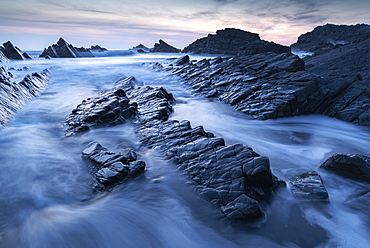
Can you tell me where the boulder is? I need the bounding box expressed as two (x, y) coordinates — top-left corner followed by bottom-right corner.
(152, 39), (181, 53)
(39, 37), (95, 58)
(65, 87), (137, 136)
(0, 41), (31, 60)
(319, 154), (370, 182)
(183, 28), (290, 55)
(82, 142), (145, 190)
(171, 55), (190, 66)
(289, 171), (329, 200)
(0, 66), (49, 126)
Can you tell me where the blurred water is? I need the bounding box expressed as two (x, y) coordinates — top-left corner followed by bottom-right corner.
(0, 54), (369, 248)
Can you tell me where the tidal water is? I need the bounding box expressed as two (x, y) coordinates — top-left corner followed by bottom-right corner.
(0, 54), (369, 248)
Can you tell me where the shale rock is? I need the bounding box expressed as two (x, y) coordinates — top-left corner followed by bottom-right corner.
(155, 52), (324, 120)
(289, 171), (329, 200)
(183, 28), (290, 55)
(320, 154), (370, 182)
(152, 39), (181, 53)
(65, 87), (137, 136)
(0, 41), (32, 60)
(40, 37), (95, 58)
(115, 76), (284, 221)
(82, 142), (145, 189)
(0, 66), (49, 126)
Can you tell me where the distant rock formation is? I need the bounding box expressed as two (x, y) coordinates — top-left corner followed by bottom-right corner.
(183, 28), (290, 55)
(152, 39), (181, 53)
(292, 24), (370, 126)
(39, 37), (95, 58)
(320, 154), (370, 182)
(291, 23), (370, 54)
(89, 45), (108, 52)
(131, 44), (151, 53)
(0, 41), (32, 60)
(0, 66), (49, 126)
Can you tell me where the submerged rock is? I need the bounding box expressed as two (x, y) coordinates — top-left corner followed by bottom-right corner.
(82, 142), (145, 190)
(0, 66), (49, 126)
(152, 39), (181, 53)
(65, 87), (137, 136)
(0, 41), (32, 60)
(320, 154), (370, 182)
(40, 37), (95, 58)
(289, 171), (329, 200)
(183, 28), (290, 55)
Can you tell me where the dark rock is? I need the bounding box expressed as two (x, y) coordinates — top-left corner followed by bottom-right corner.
(171, 55), (190, 66)
(320, 154), (370, 182)
(65, 87), (137, 136)
(291, 24), (370, 54)
(89, 45), (108, 52)
(0, 41), (31, 60)
(115, 79), (284, 222)
(152, 39), (181, 53)
(39, 37), (95, 58)
(82, 142), (145, 189)
(183, 28), (290, 55)
(0, 50), (9, 63)
(0, 66), (49, 126)
(289, 171), (329, 200)
(131, 44), (151, 53)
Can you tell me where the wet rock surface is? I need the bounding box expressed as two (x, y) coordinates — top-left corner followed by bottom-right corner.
(156, 53), (324, 120)
(82, 142), (145, 190)
(152, 39), (181, 53)
(65, 87), (137, 136)
(40, 37), (95, 58)
(289, 171), (329, 200)
(0, 66), (49, 126)
(0, 41), (32, 60)
(183, 28), (290, 55)
(320, 154), (370, 182)
(114, 76), (284, 221)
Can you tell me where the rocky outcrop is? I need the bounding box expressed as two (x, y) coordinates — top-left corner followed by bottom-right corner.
(183, 28), (290, 55)
(0, 41), (32, 60)
(0, 66), (49, 126)
(39, 37), (95, 58)
(82, 142), (145, 190)
(152, 39), (181, 53)
(0, 50), (9, 63)
(89, 45), (107, 52)
(115, 76), (284, 221)
(320, 154), (370, 182)
(131, 44), (151, 53)
(155, 53), (324, 120)
(289, 171), (329, 200)
(291, 24), (370, 54)
(65, 87), (137, 136)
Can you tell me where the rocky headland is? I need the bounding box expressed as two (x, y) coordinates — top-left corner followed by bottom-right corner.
(0, 41), (32, 61)
(152, 39), (181, 53)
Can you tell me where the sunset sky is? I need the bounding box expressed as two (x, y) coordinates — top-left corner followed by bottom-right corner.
(1, 0), (369, 50)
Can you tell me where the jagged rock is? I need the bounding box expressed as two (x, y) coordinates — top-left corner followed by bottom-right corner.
(154, 52), (324, 120)
(294, 24), (370, 126)
(320, 154), (370, 182)
(39, 37), (95, 58)
(0, 41), (31, 60)
(82, 142), (145, 189)
(131, 44), (151, 53)
(65, 87), (137, 136)
(171, 55), (190, 66)
(0, 66), (49, 126)
(289, 171), (329, 200)
(0, 50), (10, 63)
(291, 23), (370, 54)
(113, 77), (284, 221)
(152, 39), (181, 53)
(183, 28), (290, 55)
(89, 45), (108, 52)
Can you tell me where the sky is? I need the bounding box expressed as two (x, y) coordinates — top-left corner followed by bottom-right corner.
(0, 0), (369, 50)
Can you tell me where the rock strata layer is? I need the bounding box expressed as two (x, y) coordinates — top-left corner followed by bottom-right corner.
(117, 76), (284, 221)
(183, 28), (290, 55)
(65, 87), (137, 136)
(40, 37), (96, 58)
(320, 154), (370, 182)
(0, 41), (32, 60)
(82, 142), (145, 190)
(289, 171), (329, 200)
(0, 66), (49, 126)
(152, 39), (181, 53)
